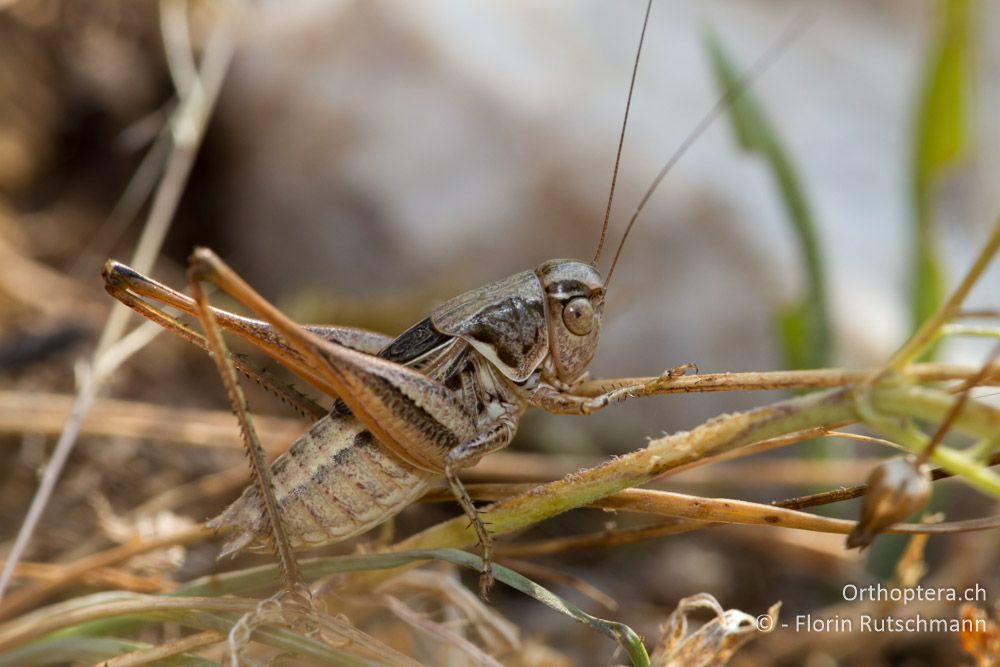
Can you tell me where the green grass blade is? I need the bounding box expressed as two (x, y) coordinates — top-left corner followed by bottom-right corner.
(705, 28), (832, 370)
(0, 636), (216, 667)
(909, 0), (975, 350)
(409, 550), (651, 667)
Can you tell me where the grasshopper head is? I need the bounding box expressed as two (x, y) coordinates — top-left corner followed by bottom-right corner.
(535, 259), (605, 381)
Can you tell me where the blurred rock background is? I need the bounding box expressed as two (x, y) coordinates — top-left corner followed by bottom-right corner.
(3, 0), (998, 427)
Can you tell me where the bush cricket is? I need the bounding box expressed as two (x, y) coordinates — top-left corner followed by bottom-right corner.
(102, 1), (797, 598)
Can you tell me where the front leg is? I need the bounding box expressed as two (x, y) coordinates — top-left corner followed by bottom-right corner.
(530, 364), (697, 415)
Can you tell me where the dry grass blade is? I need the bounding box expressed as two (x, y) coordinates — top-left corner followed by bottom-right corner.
(0, 594), (259, 654)
(0, 525), (212, 623)
(98, 630), (224, 667)
(496, 522), (695, 558)
(1, 560), (173, 595)
(778, 450), (1000, 511)
(572, 363), (1000, 397)
(0, 0), (242, 602)
(595, 488), (1000, 536)
(445, 483), (1000, 540)
(0, 391), (304, 451)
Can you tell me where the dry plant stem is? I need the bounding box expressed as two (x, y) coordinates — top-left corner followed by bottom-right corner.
(189, 269), (307, 595)
(0, 391), (303, 452)
(100, 630), (225, 667)
(653, 425), (847, 480)
(0, 1), (240, 601)
(346, 384), (1000, 591)
(161, 0), (200, 96)
(823, 431), (904, 449)
(497, 522), (696, 558)
(4, 560), (173, 594)
(888, 217), (1000, 370)
(594, 488), (1000, 535)
(941, 324), (1000, 338)
(443, 485), (999, 537)
(874, 391), (1000, 498)
(497, 505), (1000, 560)
(130, 465), (258, 521)
(778, 450), (1000, 511)
(572, 363), (1000, 397)
(0, 525), (212, 623)
(956, 308), (1000, 319)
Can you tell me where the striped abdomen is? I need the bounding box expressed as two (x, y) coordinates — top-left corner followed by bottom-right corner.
(210, 412), (437, 557)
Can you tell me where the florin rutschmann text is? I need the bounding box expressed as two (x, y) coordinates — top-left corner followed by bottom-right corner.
(778, 583), (989, 634)
(791, 613), (986, 634)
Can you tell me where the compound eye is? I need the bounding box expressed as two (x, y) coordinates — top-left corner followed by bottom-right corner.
(562, 297), (595, 336)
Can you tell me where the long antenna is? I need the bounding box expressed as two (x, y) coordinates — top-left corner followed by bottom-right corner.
(603, 15), (812, 287)
(593, 0), (653, 265)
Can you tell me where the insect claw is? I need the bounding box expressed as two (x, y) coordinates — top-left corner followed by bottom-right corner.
(644, 363), (699, 391)
(478, 567), (495, 600)
(663, 363), (698, 379)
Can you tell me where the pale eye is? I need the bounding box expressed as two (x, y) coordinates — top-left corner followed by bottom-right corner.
(562, 297), (595, 336)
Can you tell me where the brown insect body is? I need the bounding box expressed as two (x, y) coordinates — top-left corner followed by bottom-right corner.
(211, 408), (438, 557)
(102, 0), (802, 602)
(195, 260), (603, 554)
(101, 0), (706, 580)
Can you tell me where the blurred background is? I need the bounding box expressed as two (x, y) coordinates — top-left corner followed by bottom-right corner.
(1, 0), (998, 664)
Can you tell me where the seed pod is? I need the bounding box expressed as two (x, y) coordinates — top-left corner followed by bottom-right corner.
(846, 455), (931, 550)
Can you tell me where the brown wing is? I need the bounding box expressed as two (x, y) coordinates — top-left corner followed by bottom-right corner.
(430, 270), (549, 382)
